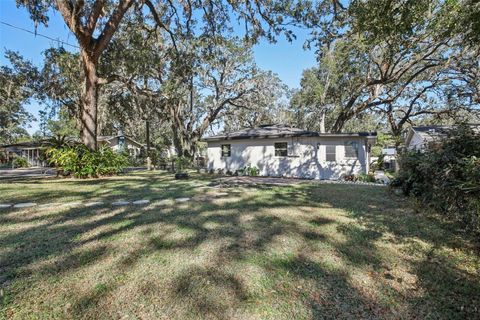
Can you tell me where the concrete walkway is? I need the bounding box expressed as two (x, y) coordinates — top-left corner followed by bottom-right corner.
(0, 167), (57, 179)
(0, 199), (153, 210)
(0, 166), (149, 180)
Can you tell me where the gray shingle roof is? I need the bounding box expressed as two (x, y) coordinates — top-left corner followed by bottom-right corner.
(412, 124), (480, 144)
(203, 124), (376, 141)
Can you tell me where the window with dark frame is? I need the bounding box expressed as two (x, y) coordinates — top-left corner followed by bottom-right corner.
(274, 142), (288, 157)
(326, 145), (336, 161)
(344, 141), (359, 158)
(221, 144), (231, 157)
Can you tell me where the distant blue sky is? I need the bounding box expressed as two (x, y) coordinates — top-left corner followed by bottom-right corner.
(0, 0), (317, 134)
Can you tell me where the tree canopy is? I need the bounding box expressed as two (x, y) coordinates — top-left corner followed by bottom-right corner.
(2, 0), (479, 154)
(0, 51), (37, 144)
(292, 0), (480, 139)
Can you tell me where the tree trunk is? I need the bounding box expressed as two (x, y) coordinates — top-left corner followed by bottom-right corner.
(331, 111), (350, 133)
(172, 136), (183, 157)
(146, 120), (150, 153)
(81, 52), (99, 151)
(318, 108), (326, 133)
(171, 125), (198, 160)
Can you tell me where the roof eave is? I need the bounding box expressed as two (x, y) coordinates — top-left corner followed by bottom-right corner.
(203, 132), (377, 142)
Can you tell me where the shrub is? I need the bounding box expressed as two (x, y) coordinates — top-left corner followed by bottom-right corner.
(357, 172), (376, 183)
(46, 144), (128, 178)
(244, 165), (259, 176)
(12, 157), (29, 168)
(393, 125), (480, 235)
(173, 156), (191, 173)
(126, 154), (145, 167)
(376, 154), (385, 170)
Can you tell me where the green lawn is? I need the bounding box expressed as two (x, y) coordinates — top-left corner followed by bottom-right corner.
(0, 172), (479, 319)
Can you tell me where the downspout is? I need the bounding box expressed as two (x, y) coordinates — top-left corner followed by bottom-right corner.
(365, 140), (369, 174)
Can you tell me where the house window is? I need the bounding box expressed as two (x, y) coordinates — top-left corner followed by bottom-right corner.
(344, 141), (359, 158)
(326, 145), (336, 161)
(274, 142), (288, 157)
(221, 144), (231, 157)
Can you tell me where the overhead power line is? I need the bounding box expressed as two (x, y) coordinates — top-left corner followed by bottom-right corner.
(0, 20), (79, 49)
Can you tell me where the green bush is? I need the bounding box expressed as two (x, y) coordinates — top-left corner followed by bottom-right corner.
(357, 172), (376, 183)
(173, 156), (191, 173)
(393, 125), (480, 235)
(12, 157), (29, 168)
(46, 144), (128, 178)
(244, 165), (259, 176)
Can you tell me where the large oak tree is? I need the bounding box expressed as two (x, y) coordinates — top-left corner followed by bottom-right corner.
(17, 0), (316, 150)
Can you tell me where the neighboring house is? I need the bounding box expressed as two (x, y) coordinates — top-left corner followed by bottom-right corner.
(404, 124), (480, 152)
(0, 134), (144, 167)
(203, 124), (377, 180)
(0, 141), (49, 167)
(381, 147), (397, 171)
(97, 135), (144, 157)
(159, 145), (177, 158)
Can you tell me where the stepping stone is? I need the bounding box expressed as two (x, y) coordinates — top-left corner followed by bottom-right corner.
(156, 199), (173, 206)
(65, 202), (82, 207)
(215, 192), (229, 197)
(132, 200), (150, 205)
(112, 201), (130, 206)
(38, 203), (61, 209)
(175, 197), (191, 203)
(13, 202), (37, 209)
(85, 201), (104, 207)
(0, 204), (12, 209)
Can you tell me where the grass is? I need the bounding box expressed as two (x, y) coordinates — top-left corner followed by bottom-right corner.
(0, 171), (479, 319)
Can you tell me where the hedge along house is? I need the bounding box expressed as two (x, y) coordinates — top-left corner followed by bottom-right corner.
(204, 124), (377, 180)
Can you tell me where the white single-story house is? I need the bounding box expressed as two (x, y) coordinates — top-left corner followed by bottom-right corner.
(204, 124), (377, 180)
(0, 134), (144, 167)
(404, 124), (479, 152)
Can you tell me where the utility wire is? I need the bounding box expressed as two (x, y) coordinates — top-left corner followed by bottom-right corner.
(0, 20), (80, 49)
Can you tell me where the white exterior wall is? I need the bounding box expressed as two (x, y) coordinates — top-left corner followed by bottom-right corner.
(207, 136), (369, 180)
(406, 132), (426, 151)
(107, 138), (142, 156)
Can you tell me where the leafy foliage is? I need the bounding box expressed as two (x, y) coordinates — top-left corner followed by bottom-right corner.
(0, 51), (36, 144)
(296, 0), (479, 136)
(173, 156), (192, 173)
(371, 133), (397, 157)
(12, 157), (29, 168)
(244, 165), (260, 176)
(356, 173), (376, 183)
(46, 145), (128, 178)
(393, 125), (480, 234)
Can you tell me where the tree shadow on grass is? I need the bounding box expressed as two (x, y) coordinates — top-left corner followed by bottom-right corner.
(171, 265), (251, 319)
(0, 175), (479, 319)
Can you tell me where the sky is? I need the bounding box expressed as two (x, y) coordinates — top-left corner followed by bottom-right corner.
(0, 0), (317, 134)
